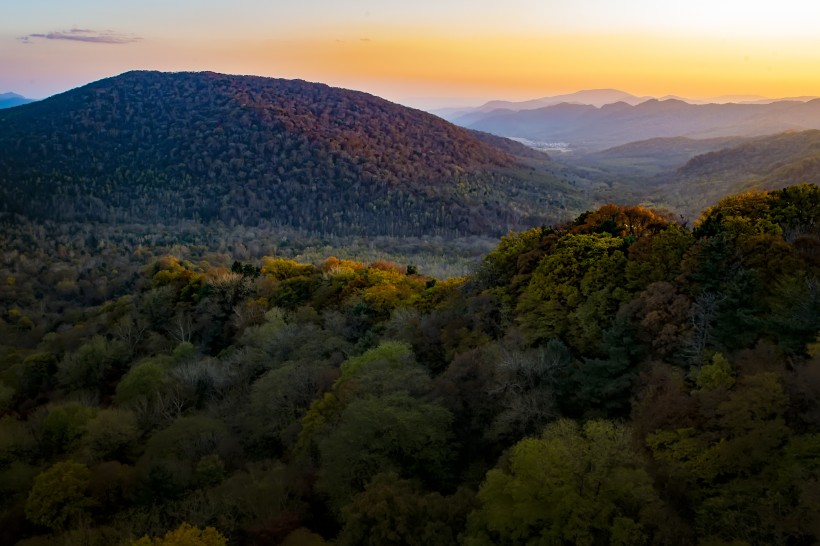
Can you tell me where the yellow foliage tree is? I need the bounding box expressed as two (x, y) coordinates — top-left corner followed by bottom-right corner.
(131, 522), (227, 546)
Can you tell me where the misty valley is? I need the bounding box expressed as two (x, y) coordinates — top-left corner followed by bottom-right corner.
(1, 72), (819, 546)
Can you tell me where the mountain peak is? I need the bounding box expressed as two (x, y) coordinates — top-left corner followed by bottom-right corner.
(0, 70), (567, 236)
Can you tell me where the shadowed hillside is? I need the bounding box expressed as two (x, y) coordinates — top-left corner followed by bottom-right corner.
(661, 130), (820, 214)
(0, 71), (576, 236)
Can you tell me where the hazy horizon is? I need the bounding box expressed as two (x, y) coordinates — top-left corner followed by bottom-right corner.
(5, 73), (818, 114)
(4, 0), (820, 110)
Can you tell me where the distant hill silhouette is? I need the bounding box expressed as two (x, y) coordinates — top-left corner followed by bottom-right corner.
(477, 89), (649, 111)
(455, 98), (820, 152)
(0, 92), (35, 109)
(0, 71), (575, 236)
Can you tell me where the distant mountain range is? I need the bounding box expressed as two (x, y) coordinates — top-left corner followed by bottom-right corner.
(433, 89), (820, 120)
(446, 97), (820, 152)
(0, 71), (580, 236)
(0, 92), (35, 109)
(433, 89), (652, 121)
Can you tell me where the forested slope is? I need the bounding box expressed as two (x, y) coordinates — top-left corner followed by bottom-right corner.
(0, 71), (575, 237)
(1, 184), (819, 545)
(661, 130), (820, 214)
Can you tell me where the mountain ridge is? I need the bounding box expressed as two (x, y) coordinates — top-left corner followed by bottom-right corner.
(475, 88), (651, 111)
(455, 98), (820, 152)
(432, 89), (820, 121)
(624, 130), (820, 217)
(0, 70), (575, 237)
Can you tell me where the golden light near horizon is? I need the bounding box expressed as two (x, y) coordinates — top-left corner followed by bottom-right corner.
(3, 0), (820, 106)
(230, 30), (820, 103)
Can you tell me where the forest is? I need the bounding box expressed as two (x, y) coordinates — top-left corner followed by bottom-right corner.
(1, 183), (818, 545)
(0, 71), (584, 238)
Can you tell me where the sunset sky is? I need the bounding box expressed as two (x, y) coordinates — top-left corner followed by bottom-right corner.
(3, 0), (820, 109)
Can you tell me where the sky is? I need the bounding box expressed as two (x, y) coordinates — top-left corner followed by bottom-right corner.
(3, 0), (820, 109)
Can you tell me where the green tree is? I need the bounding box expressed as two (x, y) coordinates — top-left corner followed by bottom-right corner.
(317, 392), (453, 512)
(82, 408), (140, 462)
(25, 461), (94, 530)
(624, 225), (695, 291)
(248, 360), (329, 452)
(336, 341), (430, 398)
(465, 419), (663, 546)
(516, 234), (629, 353)
(39, 401), (97, 456)
(766, 183), (820, 233)
(296, 342), (430, 452)
(695, 353), (735, 392)
(57, 335), (128, 392)
(115, 358), (169, 408)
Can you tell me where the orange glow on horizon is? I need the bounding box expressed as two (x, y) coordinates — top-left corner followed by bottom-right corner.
(5, 23), (820, 106)
(214, 29), (820, 104)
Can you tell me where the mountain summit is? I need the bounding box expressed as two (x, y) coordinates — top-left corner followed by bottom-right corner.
(0, 71), (569, 236)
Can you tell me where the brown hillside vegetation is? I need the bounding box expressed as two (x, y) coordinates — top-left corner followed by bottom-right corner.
(0, 71), (572, 236)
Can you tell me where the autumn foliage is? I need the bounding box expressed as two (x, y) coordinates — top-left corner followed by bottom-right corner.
(1, 185), (819, 545)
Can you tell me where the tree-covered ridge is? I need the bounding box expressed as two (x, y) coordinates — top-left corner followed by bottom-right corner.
(0, 71), (575, 236)
(658, 130), (820, 215)
(1, 184), (819, 545)
(678, 130), (820, 182)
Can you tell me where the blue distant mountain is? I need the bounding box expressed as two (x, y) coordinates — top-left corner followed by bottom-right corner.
(454, 97), (820, 152)
(0, 92), (36, 109)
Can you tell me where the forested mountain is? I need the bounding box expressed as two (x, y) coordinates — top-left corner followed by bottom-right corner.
(1, 184), (818, 545)
(678, 130), (820, 182)
(657, 130), (820, 214)
(0, 71), (579, 237)
(456, 98), (820, 151)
